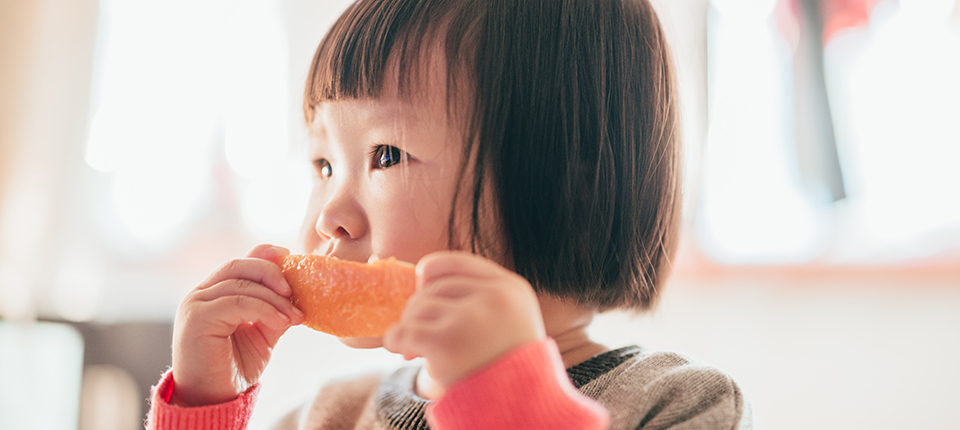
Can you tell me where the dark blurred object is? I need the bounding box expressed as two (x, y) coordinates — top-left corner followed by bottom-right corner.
(789, 0), (859, 202)
(60, 320), (173, 427)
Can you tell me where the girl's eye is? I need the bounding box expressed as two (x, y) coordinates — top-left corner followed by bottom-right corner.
(314, 158), (332, 179)
(372, 145), (405, 169)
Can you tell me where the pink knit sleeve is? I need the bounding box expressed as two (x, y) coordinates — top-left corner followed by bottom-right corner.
(145, 370), (260, 430)
(427, 339), (610, 430)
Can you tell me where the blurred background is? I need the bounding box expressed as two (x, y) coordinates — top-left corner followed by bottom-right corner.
(1, 0), (958, 428)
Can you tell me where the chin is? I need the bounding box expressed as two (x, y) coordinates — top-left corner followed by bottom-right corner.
(338, 336), (384, 349)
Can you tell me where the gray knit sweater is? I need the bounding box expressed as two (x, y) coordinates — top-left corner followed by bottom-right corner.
(272, 346), (752, 430)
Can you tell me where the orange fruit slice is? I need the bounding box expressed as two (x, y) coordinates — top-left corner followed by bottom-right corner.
(278, 254), (416, 337)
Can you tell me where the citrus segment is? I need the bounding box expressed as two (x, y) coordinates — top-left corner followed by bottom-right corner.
(278, 254), (416, 337)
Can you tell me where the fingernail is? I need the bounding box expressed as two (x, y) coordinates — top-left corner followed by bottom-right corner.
(277, 278), (292, 295)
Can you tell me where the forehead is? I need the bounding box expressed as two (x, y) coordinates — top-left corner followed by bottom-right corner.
(308, 97), (437, 142)
(311, 97), (403, 129)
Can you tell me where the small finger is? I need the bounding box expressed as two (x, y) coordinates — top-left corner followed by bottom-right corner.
(416, 251), (511, 289)
(200, 257), (292, 297)
(196, 279), (304, 324)
(383, 323), (432, 361)
(400, 295), (456, 324)
(417, 276), (484, 300)
(382, 325), (407, 358)
(201, 295), (292, 333)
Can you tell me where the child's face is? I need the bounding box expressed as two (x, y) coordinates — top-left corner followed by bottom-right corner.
(301, 82), (467, 271)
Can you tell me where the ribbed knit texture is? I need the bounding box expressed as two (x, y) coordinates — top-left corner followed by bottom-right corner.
(146, 371), (259, 430)
(377, 367), (430, 429)
(427, 339), (610, 430)
(567, 345), (640, 389)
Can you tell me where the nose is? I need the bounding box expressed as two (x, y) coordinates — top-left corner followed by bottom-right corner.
(315, 185), (368, 241)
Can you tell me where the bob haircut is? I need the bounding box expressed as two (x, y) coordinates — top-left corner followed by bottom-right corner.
(304, 0), (682, 312)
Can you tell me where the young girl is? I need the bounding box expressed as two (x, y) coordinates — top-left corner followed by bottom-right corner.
(148, 0), (750, 428)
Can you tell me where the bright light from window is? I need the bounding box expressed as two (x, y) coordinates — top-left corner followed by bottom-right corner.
(223, 0), (290, 179)
(241, 160), (312, 243)
(85, 0), (295, 251)
(700, 0), (960, 265)
(85, 0), (222, 171)
(698, 0), (825, 263)
(109, 155), (212, 250)
(85, 0), (223, 250)
(826, 0), (960, 259)
(899, 0), (956, 23)
(711, 0), (777, 22)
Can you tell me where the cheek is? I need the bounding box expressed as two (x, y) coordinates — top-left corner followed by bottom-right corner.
(369, 180), (455, 261)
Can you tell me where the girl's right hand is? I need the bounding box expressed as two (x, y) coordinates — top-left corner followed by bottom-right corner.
(170, 244), (305, 407)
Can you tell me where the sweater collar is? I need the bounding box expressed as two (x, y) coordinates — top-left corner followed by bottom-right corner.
(374, 345), (642, 429)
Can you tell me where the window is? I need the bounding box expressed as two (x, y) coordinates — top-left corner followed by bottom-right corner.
(693, 0), (960, 266)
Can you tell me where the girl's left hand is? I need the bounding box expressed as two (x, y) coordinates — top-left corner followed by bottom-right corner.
(383, 251), (546, 387)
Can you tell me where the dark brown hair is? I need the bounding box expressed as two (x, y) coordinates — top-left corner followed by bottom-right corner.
(304, 0), (682, 311)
